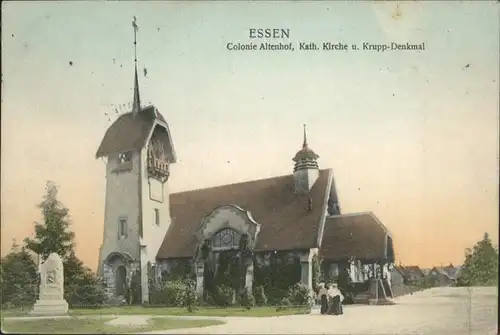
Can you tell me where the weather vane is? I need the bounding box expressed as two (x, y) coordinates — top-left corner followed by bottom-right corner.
(131, 16), (141, 116)
(132, 16), (139, 65)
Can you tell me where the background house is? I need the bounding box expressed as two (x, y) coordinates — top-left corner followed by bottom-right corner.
(400, 266), (425, 284)
(390, 266), (405, 287)
(390, 265), (426, 297)
(429, 265), (462, 286)
(395, 266), (425, 284)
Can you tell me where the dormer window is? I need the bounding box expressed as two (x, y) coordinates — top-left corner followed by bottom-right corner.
(118, 151), (132, 164)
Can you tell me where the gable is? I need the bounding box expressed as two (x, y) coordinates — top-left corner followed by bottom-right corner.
(96, 106), (174, 159)
(319, 212), (391, 262)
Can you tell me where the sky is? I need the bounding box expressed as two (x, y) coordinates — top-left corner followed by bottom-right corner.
(1, 1), (498, 270)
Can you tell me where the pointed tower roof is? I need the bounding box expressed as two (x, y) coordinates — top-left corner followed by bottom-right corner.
(95, 17), (177, 162)
(293, 124), (319, 166)
(132, 16), (141, 116)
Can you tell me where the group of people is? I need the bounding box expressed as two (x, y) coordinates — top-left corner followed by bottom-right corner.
(317, 282), (344, 315)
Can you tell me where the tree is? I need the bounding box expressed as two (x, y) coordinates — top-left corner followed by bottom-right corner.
(23, 181), (107, 307)
(0, 242), (39, 309)
(311, 254), (323, 294)
(457, 233), (498, 286)
(24, 181), (75, 262)
(64, 251), (107, 308)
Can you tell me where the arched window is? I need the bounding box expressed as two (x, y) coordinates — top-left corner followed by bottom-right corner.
(211, 228), (241, 251)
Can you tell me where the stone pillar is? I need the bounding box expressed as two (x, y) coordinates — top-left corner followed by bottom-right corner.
(245, 262), (254, 293)
(300, 251), (313, 291)
(195, 262), (204, 299)
(102, 263), (115, 300)
(139, 250), (149, 304)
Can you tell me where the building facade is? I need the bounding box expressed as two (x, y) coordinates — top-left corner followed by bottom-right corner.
(95, 55), (396, 304)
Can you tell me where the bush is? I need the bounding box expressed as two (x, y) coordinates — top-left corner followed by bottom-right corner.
(64, 252), (108, 308)
(150, 279), (198, 308)
(253, 285), (267, 306)
(1, 247), (39, 309)
(286, 283), (313, 308)
(240, 289), (255, 310)
(276, 296), (292, 311)
(65, 277), (108, 308)
(163, 280), (189, 307)
(202, 291), (215, 306)
(253, 252), (301, 305)
(184, 280), (198, 312)
(214, 285), (235, 307)
(265, 287), (288, 306)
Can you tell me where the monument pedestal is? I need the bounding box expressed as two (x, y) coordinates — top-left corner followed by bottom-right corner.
(31, 253), (69, 316)
(30, 299), (69, 316)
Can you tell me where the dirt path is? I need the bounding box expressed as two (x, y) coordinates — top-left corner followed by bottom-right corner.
(142, 286), (497, 335)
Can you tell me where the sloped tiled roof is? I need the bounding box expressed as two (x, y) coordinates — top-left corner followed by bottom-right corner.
(432, 266), (461, 280)
(95, 106), (169, 158)
(319, 212), (392, 262)
(446, 266), (461, 279)
(397, 266), (425, 278)
(157, 169), (332, 259)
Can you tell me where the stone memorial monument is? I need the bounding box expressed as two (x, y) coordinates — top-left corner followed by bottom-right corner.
(30, 252), (69, 316)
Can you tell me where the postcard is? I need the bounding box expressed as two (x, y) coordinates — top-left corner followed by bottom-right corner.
(1, 1), (498, 334)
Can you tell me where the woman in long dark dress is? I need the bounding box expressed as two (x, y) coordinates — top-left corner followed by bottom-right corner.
(318, 283), (328, 315)
(331, 295), (342, 315)
(327, 283), (344, 315)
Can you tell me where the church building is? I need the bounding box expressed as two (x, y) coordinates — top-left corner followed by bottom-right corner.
(95, 24), (395, 304)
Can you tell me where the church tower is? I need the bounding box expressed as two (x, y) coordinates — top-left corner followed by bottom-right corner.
(292, 125), (320, 193)
(95, 17), (176, 304)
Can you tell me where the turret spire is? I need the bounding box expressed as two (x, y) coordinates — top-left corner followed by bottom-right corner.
(303, 124), (308, 149)
(292, 124), (320, 193)
(293, 124), (319, 171)
(132, 16), (141, 116)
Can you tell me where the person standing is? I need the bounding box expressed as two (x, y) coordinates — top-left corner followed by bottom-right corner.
(327, 283), (344, 315)
(318, 283), (328, 315)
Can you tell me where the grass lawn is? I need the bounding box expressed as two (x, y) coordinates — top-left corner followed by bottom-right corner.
(1, 317), (224, 334)
(2, 306), (309, 318)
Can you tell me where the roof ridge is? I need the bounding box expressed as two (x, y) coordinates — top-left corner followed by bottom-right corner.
(171, 169), (330, 195)
(326, 212), (391, 238)
(316, 168), (334, 247)
(113, 105), (156, 118)
(326, 211), (374, 218)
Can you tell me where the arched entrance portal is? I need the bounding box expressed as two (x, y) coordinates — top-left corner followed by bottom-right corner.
(103, 251), (134, 301)
(115, 265), (127, 296)
(203, 228), (243, 299)
(194, 205), (261, 300)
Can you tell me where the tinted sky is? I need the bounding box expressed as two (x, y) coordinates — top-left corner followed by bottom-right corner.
(2, 1), (498, 270)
